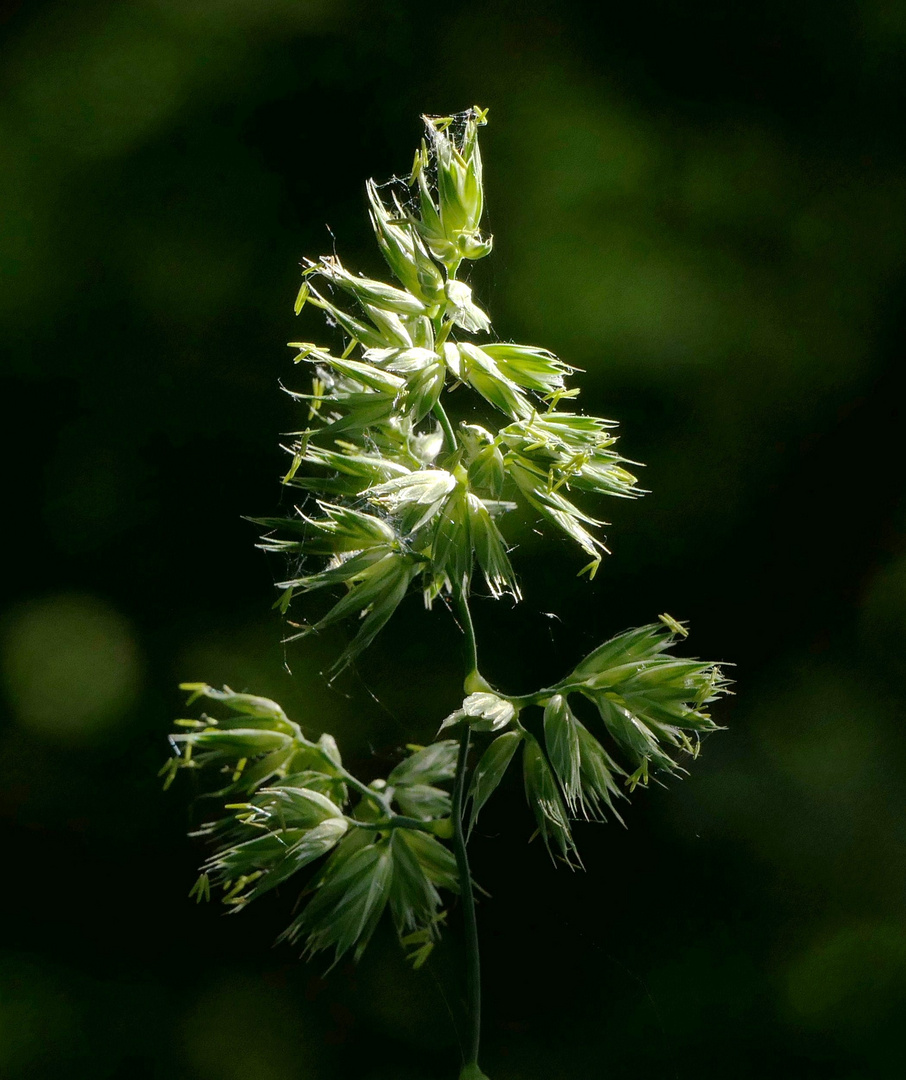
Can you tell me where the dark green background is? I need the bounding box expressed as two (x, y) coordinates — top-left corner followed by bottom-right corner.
(3, 0), (906, 1076)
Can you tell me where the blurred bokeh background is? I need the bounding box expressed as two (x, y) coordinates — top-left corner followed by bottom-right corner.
(2, 0), (906, 1076)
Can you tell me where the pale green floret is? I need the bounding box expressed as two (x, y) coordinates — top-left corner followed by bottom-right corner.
(543, 695), (583, 814)
(467, 494), (520, 599)
(461, 424), (507, 498)
(440, 691), (517, 734)
(411, 107), (493, 273)
(522, 733), (581, 867)
(306, 255), (429, 316)
(365, 345), (446, 422)
(366, 468), (459, 532)
(178, 683), (294, 725)
(462, 691), (516, 732)
(466, 731), (523, 835)
(366, 178), (445, 309)
(291, 344), (406, 396)
(280, 549), (421, 671)
(445, 342), (533, 419)
(481, 343), (573, 394)
(444, 280), (491, 333)
(257, 502), (398, 557)
(573, 723), (625, 823)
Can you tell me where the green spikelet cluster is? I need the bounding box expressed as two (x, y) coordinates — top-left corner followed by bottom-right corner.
(263, 107), (642, 670)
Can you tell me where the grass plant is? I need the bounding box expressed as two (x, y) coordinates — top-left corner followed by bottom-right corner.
(163, 107), (729, 1080)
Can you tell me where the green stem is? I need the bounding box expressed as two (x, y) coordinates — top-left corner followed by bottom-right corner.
(332, 760), (394, 815)
(451, 588), (483, 1073)
(452, 722), (481, 1070)
(507, 684), (582, 710)
(455, 590), (479, 682)
(349, 815), (444, 835)
(433, 399), (458, 454)
(434, 317), (455, 349)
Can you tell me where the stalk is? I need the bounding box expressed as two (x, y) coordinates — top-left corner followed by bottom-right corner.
(452, 589), (484, 1076)
(436, 295), (483, 1076)
(336, 767), (393, 814)
(433, 398), (458, 455)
